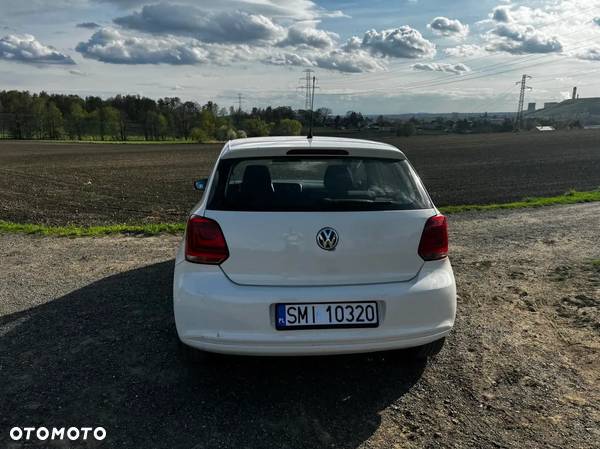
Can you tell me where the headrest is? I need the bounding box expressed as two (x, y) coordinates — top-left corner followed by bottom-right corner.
(241, 165), (273, 194)
(324, 165), (353, 193)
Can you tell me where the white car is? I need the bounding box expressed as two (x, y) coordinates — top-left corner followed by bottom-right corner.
(173, 136), (456, 360)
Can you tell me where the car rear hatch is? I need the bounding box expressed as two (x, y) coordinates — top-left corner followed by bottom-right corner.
(202, 152), (436, 287)
(204, 209), (434, 286)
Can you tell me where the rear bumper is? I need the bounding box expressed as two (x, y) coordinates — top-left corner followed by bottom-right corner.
(173, 259), (456, 356)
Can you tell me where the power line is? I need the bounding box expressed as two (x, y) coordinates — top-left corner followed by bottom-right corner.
(473, 83), (519, 114)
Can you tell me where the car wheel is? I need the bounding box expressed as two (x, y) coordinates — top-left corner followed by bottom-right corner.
(411, 337), (446, 359)
(178, 340), (211, 364)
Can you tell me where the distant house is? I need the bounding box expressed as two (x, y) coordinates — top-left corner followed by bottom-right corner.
(535, 126), (555, 132)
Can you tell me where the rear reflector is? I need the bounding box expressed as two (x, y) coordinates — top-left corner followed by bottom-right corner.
(185, 216), (229, 264)
(418, 214), (448, 261)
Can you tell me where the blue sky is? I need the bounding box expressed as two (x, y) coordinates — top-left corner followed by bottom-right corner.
(1, 0), (599, 113)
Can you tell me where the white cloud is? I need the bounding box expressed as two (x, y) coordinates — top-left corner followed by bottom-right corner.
(412, 62), (471, 74)
(96, 0), (346, 21)
(314, 50), (385, 73)
(76, 28), (211, 64)
(428, 17), (469, 38)
(353, 26), (436, 59)
(264, 49), (384, 73)
(114, 3), (285, 44)
(577, 47), (600, 61)
(341, 36), (362, 52)
(264, 52), (314, 67)
(278, 26), (338, 49)
(75, 22), (391, 73)
(492, 6), (512, 23)
(444, 44), (484, 57)
(0, 34), (74, 64)
(486, 22), (563, 54)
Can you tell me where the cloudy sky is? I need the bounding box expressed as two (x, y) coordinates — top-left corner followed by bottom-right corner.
(1, 0), (600, 113)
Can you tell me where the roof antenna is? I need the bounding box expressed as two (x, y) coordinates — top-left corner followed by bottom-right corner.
(307, 75), (316, 139)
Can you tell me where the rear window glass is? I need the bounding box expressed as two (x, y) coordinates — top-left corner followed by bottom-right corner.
(207, 156), (432, 211)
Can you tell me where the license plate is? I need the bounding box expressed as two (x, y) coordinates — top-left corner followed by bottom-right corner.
(275, 302), (379, 330)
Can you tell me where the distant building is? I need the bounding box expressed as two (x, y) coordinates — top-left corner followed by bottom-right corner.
(527, 102), (536, 112)
(544, 102), (559, 109)
(535, 126), (555, 132)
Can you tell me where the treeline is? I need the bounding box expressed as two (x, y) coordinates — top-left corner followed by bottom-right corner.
(4, 89), (576, 141)
(0, 90), (316, 141)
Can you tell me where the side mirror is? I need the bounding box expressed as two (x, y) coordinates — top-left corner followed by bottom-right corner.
(194, 178), (208, 191)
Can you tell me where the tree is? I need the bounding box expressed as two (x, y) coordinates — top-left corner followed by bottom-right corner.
(333, 115), (341, 128)
(44, 102), (64, 139)
(396, 122), (416, 137)
(175, 101), (199, 139)
(68, 103), (87, 140)
(31, 95), (46, 139)
(202, 101), (219, 116)
(117, 110), (128, 141)
(145, 111), (167, 140)
(190, 127), (210, 143)
(242, 118), (271, 137)
(97, 106), (120, 140)
(271, 118), (302, 136)
(344, 111), (365, 129)
(455, 119), (470, 134)
(316, 107), (331, 126)
(215, 125), (237, 141)
(198, 109), (216, 138)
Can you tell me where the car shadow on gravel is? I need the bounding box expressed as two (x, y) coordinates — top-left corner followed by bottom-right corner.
(1, 260), (426, 449)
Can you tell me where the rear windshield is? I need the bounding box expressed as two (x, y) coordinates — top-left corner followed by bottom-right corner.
(207, 156), (432, 211)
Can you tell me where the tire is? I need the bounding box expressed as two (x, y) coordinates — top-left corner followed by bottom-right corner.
(410, 337), (446, 359)
(178, 340), (211, 364)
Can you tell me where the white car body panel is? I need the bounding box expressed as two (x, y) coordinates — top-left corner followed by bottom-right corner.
(204, 209), (432, 286)
(174, 258), (455, 355)
(173, 136), (456, 356)
(220, 136), (405, 160)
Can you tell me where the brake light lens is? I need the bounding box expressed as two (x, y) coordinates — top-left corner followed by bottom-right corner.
(418, 214), (448, 261)
(185, 216), (229, 264)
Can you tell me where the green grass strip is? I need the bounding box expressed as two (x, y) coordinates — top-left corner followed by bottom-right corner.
(0, 189), (599, 237)
(0, 221), (185, 237)
(439, 189), (600, 214)
(35, 139), (201, 145)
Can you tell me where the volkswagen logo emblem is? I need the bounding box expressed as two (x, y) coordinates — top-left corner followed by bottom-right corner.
(316, 227), (339, 251)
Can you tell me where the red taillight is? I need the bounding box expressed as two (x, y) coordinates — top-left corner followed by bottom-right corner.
(185, 216), (229, 264)
(418, 214), (448, 261)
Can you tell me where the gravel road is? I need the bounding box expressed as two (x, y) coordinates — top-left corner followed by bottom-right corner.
(1, 204), (599, 448)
